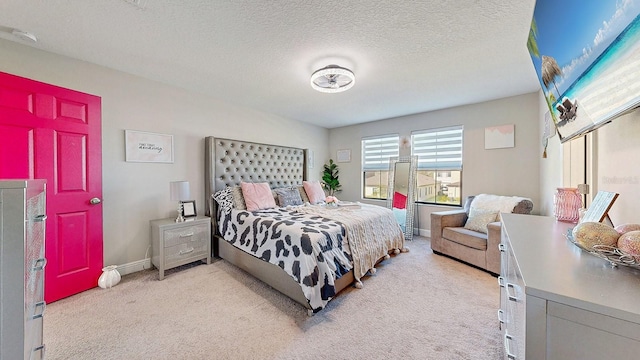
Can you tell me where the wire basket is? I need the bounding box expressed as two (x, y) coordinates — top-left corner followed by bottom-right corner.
(565, 229), (640, 269)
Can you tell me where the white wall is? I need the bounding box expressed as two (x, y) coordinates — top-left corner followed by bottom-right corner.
(6, 36), (637, 273)
(329, 93), (541, 235)
(0, 39), (329, 269)
(538, 88), (640, 224)
(594, 109), (640, 225)
(538, 90), (563, 216)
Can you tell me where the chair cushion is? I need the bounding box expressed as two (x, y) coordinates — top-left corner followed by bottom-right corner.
(442, 227), (488, 250)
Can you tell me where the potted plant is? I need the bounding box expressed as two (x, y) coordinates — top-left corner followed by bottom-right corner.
(322, 159), (342, 196)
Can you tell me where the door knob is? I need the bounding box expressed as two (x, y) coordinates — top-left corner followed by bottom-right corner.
(90, 197), (102, 205)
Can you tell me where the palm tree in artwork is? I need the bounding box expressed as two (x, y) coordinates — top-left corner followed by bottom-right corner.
(527, 19), (540, 58)
(541, 55), (562, 97)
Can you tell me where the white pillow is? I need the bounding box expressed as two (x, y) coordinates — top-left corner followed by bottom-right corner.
(464, 208), (498, 234)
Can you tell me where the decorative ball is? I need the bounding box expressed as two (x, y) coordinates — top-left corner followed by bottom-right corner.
(355, 281), (363, 289)
(614, 223), (640, 235)
(369, 268), (377, 275)
(617, 230), (640, 262)
(384, 254), (391, 260)
(572, 222), (619, 250)
(393, 249), (401, 254)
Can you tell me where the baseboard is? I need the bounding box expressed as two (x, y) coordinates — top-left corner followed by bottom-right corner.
(417, 228), (430, 238)
(116, 258), (152, 276)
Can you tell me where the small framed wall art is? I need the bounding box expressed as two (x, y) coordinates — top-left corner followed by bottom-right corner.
(336, 149), (351, 163)
(181, 200), (197, 218)
(307, 149), (314, 169)
(125, 130), (174, 163)
(484, 124), (515, 150)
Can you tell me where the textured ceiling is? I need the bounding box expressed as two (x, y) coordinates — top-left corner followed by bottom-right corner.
(0, 0), (540, 128)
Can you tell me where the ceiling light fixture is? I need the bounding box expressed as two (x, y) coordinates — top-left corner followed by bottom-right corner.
(310, 65), (355, 93)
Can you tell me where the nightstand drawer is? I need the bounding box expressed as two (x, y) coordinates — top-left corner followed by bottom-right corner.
(163, 223), (209, 248)
(150, 216), (212, 280)
(164, 239), (209, 267)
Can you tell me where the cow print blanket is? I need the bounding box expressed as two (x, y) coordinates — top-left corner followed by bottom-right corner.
(218, 207), (353, 312)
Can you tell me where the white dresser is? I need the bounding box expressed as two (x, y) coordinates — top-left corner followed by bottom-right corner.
(0, 179), (47, 360)
(499, 213), (640, 359)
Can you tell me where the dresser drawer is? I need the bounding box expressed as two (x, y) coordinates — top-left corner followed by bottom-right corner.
(164, 238), (209, 268)
(163, 223), (209, 248)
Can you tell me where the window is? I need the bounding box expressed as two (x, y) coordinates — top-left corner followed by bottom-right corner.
(362, 135), (399, 200)
(412, 126), (463, 206)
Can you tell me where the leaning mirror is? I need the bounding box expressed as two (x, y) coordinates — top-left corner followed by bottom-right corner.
(386, 156), (418, 241)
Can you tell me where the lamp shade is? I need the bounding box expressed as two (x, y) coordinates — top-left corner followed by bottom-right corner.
(170, 181), (190, 201)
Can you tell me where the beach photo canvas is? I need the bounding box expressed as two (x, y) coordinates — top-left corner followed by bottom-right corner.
(528, 0), (640, 142)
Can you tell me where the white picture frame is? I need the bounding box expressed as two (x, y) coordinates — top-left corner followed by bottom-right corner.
(336, 149), (351, 163)
(581, 191), (618, 224)
(484, 124), (515, 150)
(307, 149), (314, 169)
(125, 130), (174, 163)
(181, 200), (197, 218)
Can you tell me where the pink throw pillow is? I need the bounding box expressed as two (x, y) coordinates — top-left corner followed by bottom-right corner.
(240, 182), (276, 211)
(303, 180), (325, 204)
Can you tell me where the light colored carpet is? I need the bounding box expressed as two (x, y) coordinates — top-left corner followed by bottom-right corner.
(43, 237), (503, 359)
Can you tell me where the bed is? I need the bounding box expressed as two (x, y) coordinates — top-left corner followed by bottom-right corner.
(205, 137), (405, 313)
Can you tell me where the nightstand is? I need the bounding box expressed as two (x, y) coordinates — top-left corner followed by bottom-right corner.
(150, 216), (212, 280)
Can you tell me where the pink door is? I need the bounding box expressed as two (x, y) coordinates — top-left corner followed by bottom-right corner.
(0, 71), (103, 303)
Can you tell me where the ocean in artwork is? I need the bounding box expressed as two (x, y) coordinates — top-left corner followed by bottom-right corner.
(555, 13), (640, 136)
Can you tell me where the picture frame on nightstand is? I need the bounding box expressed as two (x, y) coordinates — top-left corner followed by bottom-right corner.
(180, 200), (197, 218)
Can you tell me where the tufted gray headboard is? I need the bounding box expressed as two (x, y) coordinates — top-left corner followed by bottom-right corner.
(204, 137), (307, 217)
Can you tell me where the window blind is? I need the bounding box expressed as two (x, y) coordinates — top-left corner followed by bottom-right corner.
(411, 126), (463, 170)
(362, 135), (399, 171)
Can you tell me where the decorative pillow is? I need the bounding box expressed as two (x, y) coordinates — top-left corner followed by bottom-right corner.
(393, 191), (407, 209)
(464, 208), (499, 234)
(231, 186), (246, 210)
(240, 182), (277, 211)
(463, 195), (476, 215)
(297, 185), (310, 203)
(213, 187), (234, 214)
(274, 187), (303, 207)
(303, 180), (325, 204)
(512, 199), (534, 214)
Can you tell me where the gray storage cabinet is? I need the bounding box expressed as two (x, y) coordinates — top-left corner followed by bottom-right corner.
(0, 179), (47, 360)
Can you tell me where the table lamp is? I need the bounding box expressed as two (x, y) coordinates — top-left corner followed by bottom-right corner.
(170, 181), (190, 222)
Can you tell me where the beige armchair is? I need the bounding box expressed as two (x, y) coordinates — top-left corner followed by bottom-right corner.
(430, 195), (533, 275)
